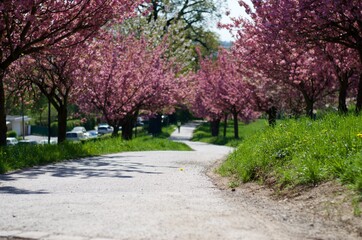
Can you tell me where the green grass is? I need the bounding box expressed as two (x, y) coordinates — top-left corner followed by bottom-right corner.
(218, 114), (362, 195)
(0, 125), (191, 174)
(191, 119), (268, 147)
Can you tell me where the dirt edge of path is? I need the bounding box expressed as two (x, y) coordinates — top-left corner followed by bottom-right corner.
(206, 158), (362, 239)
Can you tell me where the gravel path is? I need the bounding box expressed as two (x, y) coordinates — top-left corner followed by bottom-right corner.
(0, 123), (298, 240)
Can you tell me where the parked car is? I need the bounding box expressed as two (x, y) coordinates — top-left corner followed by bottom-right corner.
(39, 139), (57, 145)
(86, 130), (99, 139)
(136, 117), (144, 126)
(66, 131), (85, 141)
(72, 126), (87, 133)
(6, 137), (18, 146)
(97, 124), (113, 135)
(18, 139), (38, 145)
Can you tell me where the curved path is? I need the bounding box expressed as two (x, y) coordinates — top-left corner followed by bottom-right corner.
(0, 123), (294, 240)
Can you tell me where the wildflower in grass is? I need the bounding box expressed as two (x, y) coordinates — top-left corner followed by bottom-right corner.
(357, 133), (362, 138)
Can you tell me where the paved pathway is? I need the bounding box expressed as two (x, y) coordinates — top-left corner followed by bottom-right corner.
(0, 123), (292, 240)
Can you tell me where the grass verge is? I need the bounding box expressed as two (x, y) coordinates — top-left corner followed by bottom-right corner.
(191, 119), (268, 147)
(0, 126), (191, 174)
(218, 114), (362, 198)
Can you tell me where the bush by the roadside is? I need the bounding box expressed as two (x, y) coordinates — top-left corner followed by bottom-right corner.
(0, 130), (191, 174)
(218, 114), (362, 194)
(6, 131), (17, 138)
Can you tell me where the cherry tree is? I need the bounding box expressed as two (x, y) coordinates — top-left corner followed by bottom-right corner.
(9, 44), (88, 143)
(0, 1), (142, 145)
(191, 48), (258, 139)
(322, 44), (360, 113)
(228, 3), (342, 119)
(294, 0), (362, 112)
(188, 72), (224, 137)
(273, 45), (337, 118)
(76, 33), (179, 140)
(236, 0), (362, 112)
(229, 27), (290, 124)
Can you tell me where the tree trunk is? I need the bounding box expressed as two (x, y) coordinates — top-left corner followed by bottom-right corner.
(48, 100), (51, 144)
(233, 112), (239, 139)
(266, 106), (277, 127)
(57, 104), (68, 143)
(356, 73), (362, 114)
(111, 125), (120, 137)
(121, 118), (134, 140)
(301, 91), (314, 119)
(356, 50), (362, 114)
(0, 73), (7, 146)
(210, 119), (220, 137)
(338, 73), (349, 114)
(148, 114), (162, 136)
(306, 101), (315, 119)
(223, 114), (228, 138)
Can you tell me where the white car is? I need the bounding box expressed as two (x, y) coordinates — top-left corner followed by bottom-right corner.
(39, 139), (57, 145)
(6, 137), (18, 146)
(72, 126), (91, 138)
(97, 124), (113, 135)
(66, 131), (86, 141)
(86, 130), (99, 139)
(72, 126), (87, 133)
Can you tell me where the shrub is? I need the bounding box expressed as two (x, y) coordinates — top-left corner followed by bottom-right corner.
(6, 131), (17, 138)
(49, 119), (83, 136)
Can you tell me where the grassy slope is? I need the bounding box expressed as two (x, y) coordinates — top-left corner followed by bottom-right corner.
(191, 119), (268, 147)
(0, 125), (191, 174)
(217, 114), (362, 196)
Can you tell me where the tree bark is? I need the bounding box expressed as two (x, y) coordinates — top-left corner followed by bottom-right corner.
(0, 72), (7, 146)
(57, 104), (68, 143)
(306, 101), (314, 119)
(223, 114), (228, 138)
(148, 114), (162, 136)
(356, 49), (362, 114)
(121, 118), (134, 140)
(48, 100), (51, 144)
(356, 73), (362, 114)
(210, 119), (220, 137)
(233, 112), (239, 139)
(338, 73), (349, 114)
(266, 106), (277, 127)
(111, 125), (120, 137)
(301, 90), (315, 119)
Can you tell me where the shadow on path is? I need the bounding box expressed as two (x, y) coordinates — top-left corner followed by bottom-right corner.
(0, 186), (49, 195)
(0, 154), (176, 184)
(0, 122), (201, 196)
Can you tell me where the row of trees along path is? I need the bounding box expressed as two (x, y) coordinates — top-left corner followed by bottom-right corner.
(185, 1), (361, 139)
(1, 0), (222, 146)
(0, 1), (142, 146)
(224, 0), (362, 118)
(1, 1), (362, 145)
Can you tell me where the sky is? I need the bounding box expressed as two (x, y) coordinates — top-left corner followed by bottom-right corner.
(211, 0), (249, 42)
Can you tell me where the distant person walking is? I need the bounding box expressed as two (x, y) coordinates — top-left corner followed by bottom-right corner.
(177, 121), (181, 133)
